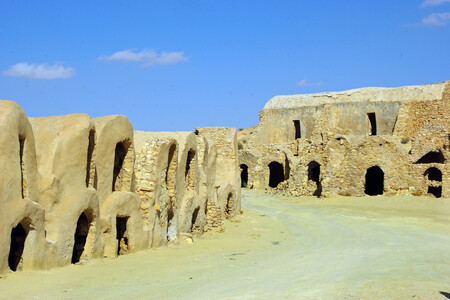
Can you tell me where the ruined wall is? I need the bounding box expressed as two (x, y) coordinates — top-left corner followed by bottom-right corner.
(0, 100), (241, 275)
(239, 81), (449, 199)
(196, 127), (241, 218)
(248, 102), (401, 148)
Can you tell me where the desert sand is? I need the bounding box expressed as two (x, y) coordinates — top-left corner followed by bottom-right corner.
(0, 190), (449, 299)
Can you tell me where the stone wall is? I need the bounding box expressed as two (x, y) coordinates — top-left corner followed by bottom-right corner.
(196, 127), (241, 217)
(0, 101), (241, 275)
(238, 81), (449, 199)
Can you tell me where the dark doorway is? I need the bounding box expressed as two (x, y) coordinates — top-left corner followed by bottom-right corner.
(425, 167), (442, 198)
(415, 151), (446, 164)
(72, 212), (89, 264)
(425, 167), (442, 181)
(116, 217), (129, 256)
(240, 164), (248, 188)
(8, 222), (28, 271)
(365, 166), (384, 195)
(113, 142), (127, 191)
(307, 161), (322, 197)
(428, 186), (442, 198)
(268, 162), (284, 188)
(367, 113), (377, 136)
(293, 120), (301, 139)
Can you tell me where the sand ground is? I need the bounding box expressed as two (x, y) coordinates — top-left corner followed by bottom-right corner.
(1, 190), (449, 299)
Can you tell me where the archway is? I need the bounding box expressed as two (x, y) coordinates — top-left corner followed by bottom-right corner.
(364, 166), (384, 196)
(307, 161), (322, 197)
(185, 150), (196, 190)
(113, 141), (128, 191)
(85, 130), (96, 188)
(165, 144), (177, 194)
(240, 164), (248, 188)
(8, 222), (28, 271)
(116, 217), (129, 255)
(71, 212), (89, 264)
(268, 162), (284, 188)
(425, 167), (442, 198)
(415, 151), (445, 164)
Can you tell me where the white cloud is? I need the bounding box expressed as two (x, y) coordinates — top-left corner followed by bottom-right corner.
(422, 12), (450, 25)
(421, 0), (450, 7)
(99, 49), (189, 67)
(297, 79), (323, 87)
(3, 62), (75, 79)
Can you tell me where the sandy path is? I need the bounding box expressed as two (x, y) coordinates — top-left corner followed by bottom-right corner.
(1, 190), (449, 299)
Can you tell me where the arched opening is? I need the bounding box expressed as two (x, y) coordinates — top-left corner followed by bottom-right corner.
(307, 161), (322, 197)
(191, 206), (200, 233)
(116, 217), (129, 256)
(165, 144), (177, 194)
(85, 130), (96, 188)
(19, 136), (27, 199)
(415, 151), (446, 164)
(240, 164), (248, 188)
(185, 150), (196, 190)
(364, 166), (384, 196)
(425, 167), (442, 198)
(72, 212), (89, 264)
(268, 162), (284, 188)
(425, 167), (442, 181)
(112, 141), (128, 192)
(225, 192), (234, 218)
(167, 208), (176, 241)
(8, 222), (28, 271)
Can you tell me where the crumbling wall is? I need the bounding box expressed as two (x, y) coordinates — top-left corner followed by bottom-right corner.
(196, 127), (241, 218)
(134, 132), (179, 247)
(238, 81), (449, 199)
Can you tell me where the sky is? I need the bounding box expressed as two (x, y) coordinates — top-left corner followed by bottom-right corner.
(0, 0), (449, 132)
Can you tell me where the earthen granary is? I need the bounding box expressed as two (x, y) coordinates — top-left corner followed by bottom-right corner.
(238, 81), (449, 198)
(0, 100), (241, 274)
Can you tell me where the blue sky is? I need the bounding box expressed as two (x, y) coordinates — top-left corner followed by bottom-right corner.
(0, 0), (449, 131)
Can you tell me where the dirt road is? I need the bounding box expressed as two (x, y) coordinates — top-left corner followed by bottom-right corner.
(1, 190), (449, 299)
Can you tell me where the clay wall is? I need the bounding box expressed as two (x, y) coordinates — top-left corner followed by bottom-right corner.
(29, 114), (103, 266)
(0, 100), (241, 274)
(0, 101), (47, 274)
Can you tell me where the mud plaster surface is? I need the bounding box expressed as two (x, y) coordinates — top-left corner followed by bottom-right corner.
(0, 190), (449, 299)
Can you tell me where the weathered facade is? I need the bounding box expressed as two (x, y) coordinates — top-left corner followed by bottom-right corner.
(238, 81), (450, 198)
(0, 101), (241, 274)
